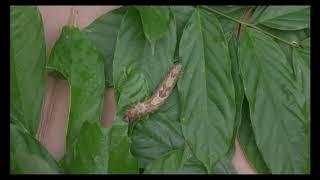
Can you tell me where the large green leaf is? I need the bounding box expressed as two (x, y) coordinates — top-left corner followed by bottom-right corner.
(135, 6), (171, 53)
(10, 6), (46, 136)
(177, 8), (236, 172)
(60, 121), (110, 173)
(238, 98), (270, 174)
(253, 6), (310, 30)
(192, 33), (245, 175)
(263, 29), (310, 110)
(202, 33), (246, 175)
(47, 26), (105, 149)
(83, 7), (128, 87)
(10, 124), (63, 174)
(238, 28), (310, 173)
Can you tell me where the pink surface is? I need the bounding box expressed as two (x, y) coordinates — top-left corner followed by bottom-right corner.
(37, 6), (256, 174)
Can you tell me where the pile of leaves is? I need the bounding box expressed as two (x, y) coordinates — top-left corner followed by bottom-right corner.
(10, 5), (310, 174)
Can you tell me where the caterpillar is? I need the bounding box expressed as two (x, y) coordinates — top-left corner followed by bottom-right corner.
(124, 63), (183, 123)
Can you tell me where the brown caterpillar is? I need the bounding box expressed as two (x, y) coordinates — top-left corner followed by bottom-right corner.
(124, 63), (183, 123)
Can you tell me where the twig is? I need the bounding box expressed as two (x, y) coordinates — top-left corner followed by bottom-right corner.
(199, 6), (300, 48)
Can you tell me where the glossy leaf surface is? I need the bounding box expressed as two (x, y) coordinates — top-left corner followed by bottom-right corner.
(178, 8), (236, 172)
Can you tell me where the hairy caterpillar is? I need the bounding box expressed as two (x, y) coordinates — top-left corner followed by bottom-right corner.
(124, 63), (183, 123)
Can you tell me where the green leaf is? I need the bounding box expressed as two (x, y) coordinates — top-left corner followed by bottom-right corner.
(171, 6), (195, 41)
(58, 68), (139, 174)
(292, 40), (310, 173)
(10, 124), (63, 174)
(210, 152), (237, 174)
(60, 121), (110, 173)
(255, 26), (310, 63)
(177, 8), (236, 172)
(209, 6), (250, 41)
(253, 6), (310, 30)
(131, 94), (185, 168)
(135, 6), (171, 53)
(238, 28), (310, 173)
(48, 25), (139, 174)
(143, 145), (209, 174)
(228, 33), (245, 150)
(10, 6), (46, 136)
(143, 147), (191, 174)
(113, 7), (176, 101)
(130, 87), (207, 173)
(83, 7), (128, 87)
(238, 98), (270, 174)
(177, 154), (207, 174)
(200, 33), (246, 175)
(292, 38), (310, 119)
(170, 6), (195, 57)
(249, 6), (268, 23)
(47, 26), (105, 149)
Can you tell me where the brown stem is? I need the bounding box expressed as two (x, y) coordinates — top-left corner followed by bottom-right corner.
(237, 7), (255, 40)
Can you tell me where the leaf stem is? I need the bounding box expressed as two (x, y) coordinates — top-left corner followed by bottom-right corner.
(67, 7), (79, 27)
(199, 5), (300, 48)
